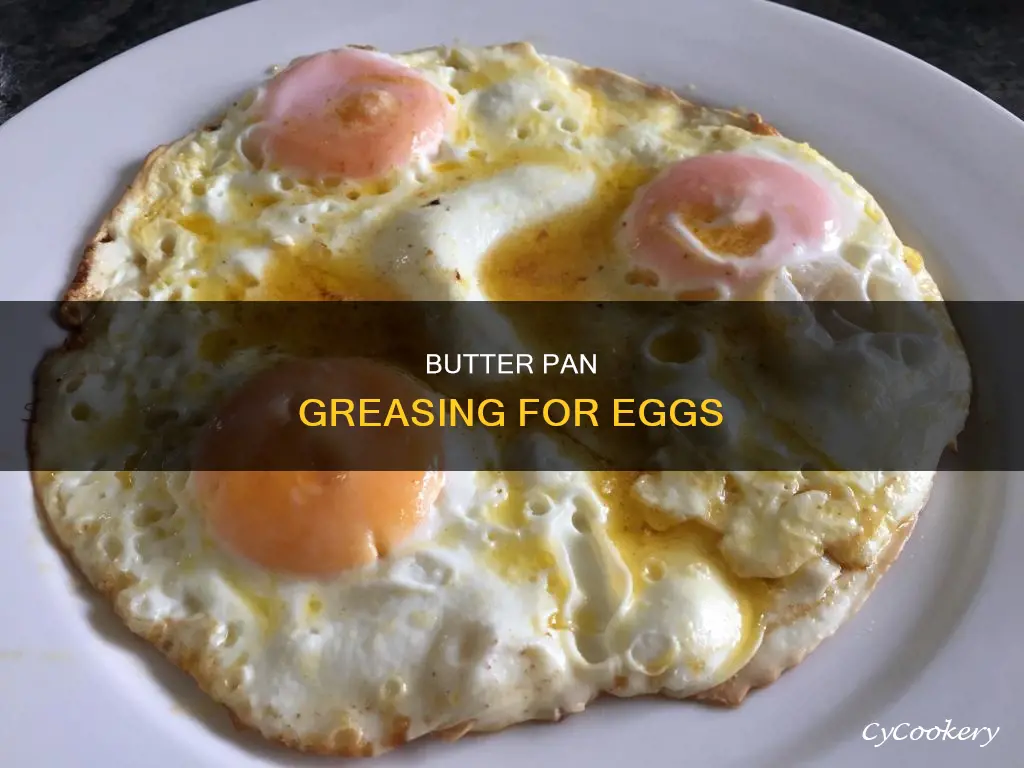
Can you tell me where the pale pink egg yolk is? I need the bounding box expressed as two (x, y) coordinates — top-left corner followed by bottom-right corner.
(246, 47), (453, 179)
(626, 153), (838, 292)
(192, 359), (444, 577)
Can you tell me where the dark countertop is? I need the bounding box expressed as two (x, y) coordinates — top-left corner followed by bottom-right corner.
(1, 0), (1022, 125)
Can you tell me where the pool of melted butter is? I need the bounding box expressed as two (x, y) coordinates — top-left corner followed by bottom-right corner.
(469, 469), (768, 674)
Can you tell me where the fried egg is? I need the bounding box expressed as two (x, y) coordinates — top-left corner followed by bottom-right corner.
(34, 41), (969, 757)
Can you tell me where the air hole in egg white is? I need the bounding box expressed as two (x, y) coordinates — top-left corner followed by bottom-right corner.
(515, 126), (532, 140)
(648, 326), (702, 365)
(381, 677), (407, 700)
(895, 335), (930, 367)
(63, 374), (84, 395)
(143, 408), (179, 431)
(527, 497), (553, 517)
(468, 148), (487, 161)
(627, 631), (678, 676)
(571, 511), (591, 534)
(371, 177), (397, 196)
(626, 268), (660, 288)
(675, 288), (723, 302)
(70, 402), (93, 422)
(131, 252), (147, 270)
(100, 536), (123, 560)
(133, 506), (165, 529)
(535, 99), (555, 112)
(398, 553), (454, 587)
(153, 533), (183, 561)
(278, 177), (296, 191)
(222, 673), (242, 694)
(642, 559), (666, 582)
(224, 622), (242, 648)
(221, 657), (249, 693)
(559, 117), (581, 133)
(182, 592), (203, 615)
(187, 277), (202, 290)
(345, 189), (362, 201)
(190, 180), (208, 196)
(138, 287), (152, 299)
(444, 50), (472, 70)
(297, 215), (308, 225)
(159, 234), (177, 256)
(570, 136), (583, 151)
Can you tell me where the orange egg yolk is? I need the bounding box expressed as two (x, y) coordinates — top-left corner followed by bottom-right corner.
(192, 358), (444, 577)
(626, 153), (837, 291)
(246, 47), (453, 179)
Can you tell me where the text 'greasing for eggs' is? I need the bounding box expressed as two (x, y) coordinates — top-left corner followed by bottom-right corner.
(18, 298), (1017, 472)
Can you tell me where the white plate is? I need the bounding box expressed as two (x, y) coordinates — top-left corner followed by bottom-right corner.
(1, 0), (1021, 765)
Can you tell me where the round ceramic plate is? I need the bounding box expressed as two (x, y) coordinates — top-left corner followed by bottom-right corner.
(1, 1), (1021, 765)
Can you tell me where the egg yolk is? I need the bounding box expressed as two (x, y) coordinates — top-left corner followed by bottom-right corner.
(246, 47), (453, 179)
(192, 358), (444, 577)
(625, 153), (837, 292)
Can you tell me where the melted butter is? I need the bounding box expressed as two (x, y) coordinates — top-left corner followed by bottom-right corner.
(580, 72), (680, 128)
(221, 570), (283, 637)
(306, 594), (324, 619)
(255, 242), (404, 300)
(178, 213), (219, 239)
(799, 472), (895, 568)
(448, 52), (520, 97)
(481, 472), (571, 630)
(596, 471), (769, 672)
(481, 164), (656, 300)
(597, 472), (725, 585)
(902, 246), (924, 275)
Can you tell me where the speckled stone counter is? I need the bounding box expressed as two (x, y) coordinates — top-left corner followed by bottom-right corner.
(1, 0), (1021, 124)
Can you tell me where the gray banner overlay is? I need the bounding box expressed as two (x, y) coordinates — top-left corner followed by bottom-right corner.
(16, 301), (1018, 471)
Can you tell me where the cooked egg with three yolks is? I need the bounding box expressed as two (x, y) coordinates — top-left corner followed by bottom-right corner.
(37, 45), (946, 750)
